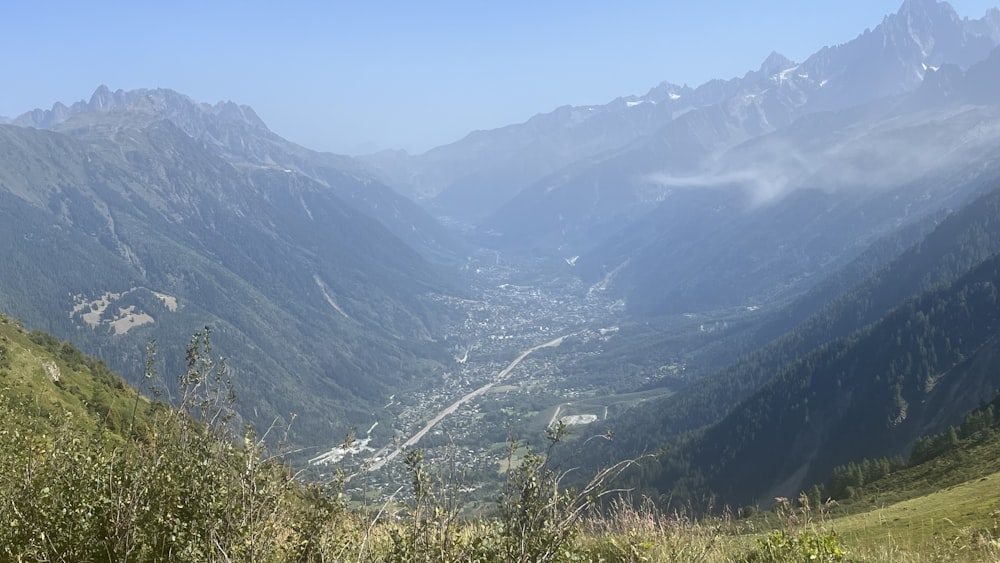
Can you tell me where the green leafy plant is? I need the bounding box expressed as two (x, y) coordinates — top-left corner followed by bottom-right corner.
(744, 530), (846, 563)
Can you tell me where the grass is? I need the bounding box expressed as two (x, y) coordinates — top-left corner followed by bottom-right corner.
(0, 315), (157, 438)
(823, 472), (1000, 561)
(3, 317), (1000, 561)
(833, 472), (999, 545)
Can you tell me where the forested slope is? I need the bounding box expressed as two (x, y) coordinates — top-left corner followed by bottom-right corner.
(641, 249), (1000, 506)
(580, 179), (1000, 469)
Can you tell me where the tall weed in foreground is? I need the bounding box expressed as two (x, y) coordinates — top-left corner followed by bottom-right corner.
(736, 495), (846, 563)
(377, 421), (647, 562)
(0, 328), (359, 562)
(493, 422), (647, 562)
(4, 327), (1000, 562)
(580, 498), (724, 562)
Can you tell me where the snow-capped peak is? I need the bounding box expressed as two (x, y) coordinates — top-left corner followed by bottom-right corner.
(759, 51), (796, 75)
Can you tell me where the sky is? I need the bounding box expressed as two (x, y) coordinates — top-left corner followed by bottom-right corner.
(2, 1), (998, 154)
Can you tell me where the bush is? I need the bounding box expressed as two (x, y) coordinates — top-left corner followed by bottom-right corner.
(743, 530), (846, 563)
(0, 328), (360, 562)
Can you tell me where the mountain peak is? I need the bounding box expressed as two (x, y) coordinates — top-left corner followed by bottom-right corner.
(644, 80), (688, 103)
(10, 86), (272, 139)
(897, 0), (950, 16)
(212, 100), (267, 130)
(759, 51), (795, 74)
(899, 0), (939, 11)
(877, 0), (980, 71)
(88, 84), (115, 110)
(893, 0), (959, 27)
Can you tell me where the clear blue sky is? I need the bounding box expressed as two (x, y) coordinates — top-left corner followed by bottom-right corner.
(1, 1), (996, 154)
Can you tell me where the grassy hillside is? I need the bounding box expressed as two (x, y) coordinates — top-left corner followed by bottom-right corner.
(3, 312), (998, 561)
(0, 318), (360, 561)
(831, 472), (1000, 559)
(0, 312), (159, 437)
(751, 403), (1000, 561)
(0, 119), (457, 446)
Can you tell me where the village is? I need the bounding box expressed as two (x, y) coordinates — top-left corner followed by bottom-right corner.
(310, 251), (625, 508)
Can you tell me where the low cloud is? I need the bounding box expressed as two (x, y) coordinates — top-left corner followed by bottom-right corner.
(642, 110), (1000, 207)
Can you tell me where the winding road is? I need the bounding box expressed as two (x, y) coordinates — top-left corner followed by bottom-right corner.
(359, 333), (570, 474)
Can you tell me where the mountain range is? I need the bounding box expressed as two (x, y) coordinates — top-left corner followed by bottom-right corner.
(355, 1), (1000, 327)
(362, 0), (1000, 225)
(479, 0), (1000, 505)
(0, 88), (464, 445)
(4, 0), (1000, 511)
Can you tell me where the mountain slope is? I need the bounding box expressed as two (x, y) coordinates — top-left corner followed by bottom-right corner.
(587, 103), (1000, 316)
(656, 250), (1000, 506)
(14, 86), (464, 262)
(359, 81), (699, 221)
(0, 111), (455, 445)
(574, 175), (1000, 473)
(482, 1), (1000, 256)
(362, 2), (1000, 229)
(0, 311), (156, 437)
(0, 315), (357, 561)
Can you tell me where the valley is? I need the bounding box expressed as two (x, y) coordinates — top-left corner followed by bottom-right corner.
(6, 1), (1000, 559)
(306, 250), (691, 505)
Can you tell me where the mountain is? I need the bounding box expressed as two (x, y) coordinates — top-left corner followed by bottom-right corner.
(645, 249), (1000, 507)
(568, 174), (1000, 506)
(552, 45), (1000, 401)
(797, 0), (1000, 112)
(482, 1), (1000, 256)
(363, 1), (1000, 232)
(568, 170), (1000, 451)
(0, 91), (461, 445)
(582, 101), (1000, 316)
(13, 86), (464, 263)
(358, 82), (698, 221)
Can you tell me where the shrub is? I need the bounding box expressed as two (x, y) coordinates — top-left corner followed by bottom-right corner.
(743, 530), (846, 563)
(0, 328), (322, 562)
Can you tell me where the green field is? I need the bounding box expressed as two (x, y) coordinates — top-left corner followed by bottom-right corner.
(537, 388), (675, 431)
(830, 472), (1000, 560)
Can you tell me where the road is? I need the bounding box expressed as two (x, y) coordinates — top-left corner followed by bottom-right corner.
(359, 333), (570, 475)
